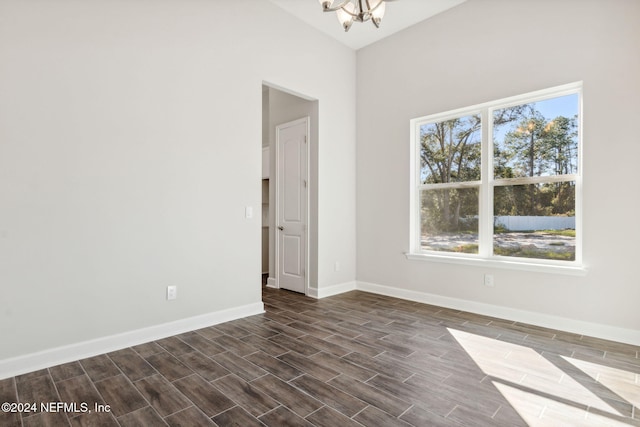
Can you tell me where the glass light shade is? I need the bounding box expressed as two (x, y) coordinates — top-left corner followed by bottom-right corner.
(336, 2), (355, 28)
(371, 1), (386, 20)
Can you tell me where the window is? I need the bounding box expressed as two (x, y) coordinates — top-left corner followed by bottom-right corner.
(409, 83), (582, 271)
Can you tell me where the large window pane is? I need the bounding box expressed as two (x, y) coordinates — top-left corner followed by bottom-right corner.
(421, 187), (479, 253)
(420, 114), (481, 184)
(412, 84), (581, 265)
(493, 94), (579, 179)
(493, 183), (576, 261)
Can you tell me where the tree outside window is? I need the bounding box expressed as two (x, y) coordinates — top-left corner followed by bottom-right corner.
(413, 86), (581, 264)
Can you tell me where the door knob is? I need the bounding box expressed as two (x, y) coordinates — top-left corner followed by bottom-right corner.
(277, 226), (284, 231)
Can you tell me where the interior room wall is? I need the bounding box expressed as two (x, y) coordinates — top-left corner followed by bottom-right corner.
(0, 0), (356, 371)
(261, 88), (270, 274)
(356, 0), (640, 339)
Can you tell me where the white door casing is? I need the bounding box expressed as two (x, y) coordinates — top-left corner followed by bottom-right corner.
(276, 117), (309, 294)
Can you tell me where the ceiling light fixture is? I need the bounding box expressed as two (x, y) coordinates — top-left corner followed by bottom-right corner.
(318, 0), (396, 32)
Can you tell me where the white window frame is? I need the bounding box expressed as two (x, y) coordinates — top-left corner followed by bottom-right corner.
(408, 82), (585, 275)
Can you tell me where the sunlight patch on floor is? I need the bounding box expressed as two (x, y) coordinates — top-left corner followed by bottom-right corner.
(563, 356), (640, 409)
(448, 328), (624, 424)
(494, 382), (632, 427)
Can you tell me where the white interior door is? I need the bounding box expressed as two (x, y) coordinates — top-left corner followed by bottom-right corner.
(276, 118), (308, 294)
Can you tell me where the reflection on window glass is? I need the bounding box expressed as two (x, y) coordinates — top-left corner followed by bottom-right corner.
(421, 187), (479, 254)
(494, 183), (576, 261)
(494, 94), (579, 179)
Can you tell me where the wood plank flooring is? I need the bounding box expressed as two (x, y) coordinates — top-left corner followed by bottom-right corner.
(1, 288), (639, 426)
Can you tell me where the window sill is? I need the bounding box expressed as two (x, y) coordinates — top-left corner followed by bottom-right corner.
(405, 253), (587, 276)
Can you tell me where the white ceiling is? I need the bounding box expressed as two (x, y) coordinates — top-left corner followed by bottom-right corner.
(268, 0), (467, 50)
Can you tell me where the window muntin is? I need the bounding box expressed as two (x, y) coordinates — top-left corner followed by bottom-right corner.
(412, 84), (581, 266)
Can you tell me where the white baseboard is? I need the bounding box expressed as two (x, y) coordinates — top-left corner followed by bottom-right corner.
(356, 281), (640, 346)
(309, 281), (357, 299)
(0, 302), (264, 380)
(266, 277), (278, 289)
(6, 281), (637, 380)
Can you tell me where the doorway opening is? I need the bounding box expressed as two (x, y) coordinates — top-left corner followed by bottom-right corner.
(261, 83), (318, 296)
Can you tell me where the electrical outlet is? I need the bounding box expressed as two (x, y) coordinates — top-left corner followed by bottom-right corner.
(167, 285), (177, 300)
(334, 261), (340, 272)
(484, 274), (494, 287)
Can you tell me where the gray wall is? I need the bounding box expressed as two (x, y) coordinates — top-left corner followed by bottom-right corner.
(356, 0), (640, 332)
(0, 0), (357, 363)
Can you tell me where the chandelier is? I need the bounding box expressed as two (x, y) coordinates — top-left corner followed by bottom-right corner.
(318, 0), (393, 32)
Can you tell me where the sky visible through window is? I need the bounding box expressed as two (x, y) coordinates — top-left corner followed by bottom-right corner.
(492, 94), (579, 145)
(416, 88), (580, 262)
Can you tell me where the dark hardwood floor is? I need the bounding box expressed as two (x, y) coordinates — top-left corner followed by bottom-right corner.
(1, 287), (639, 426)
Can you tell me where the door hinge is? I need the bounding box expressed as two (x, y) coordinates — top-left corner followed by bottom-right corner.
(303, 179), (307, 188)
(304, 135), (307, 143)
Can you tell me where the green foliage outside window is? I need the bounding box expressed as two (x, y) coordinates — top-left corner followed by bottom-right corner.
(417, 90), (580, 262)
